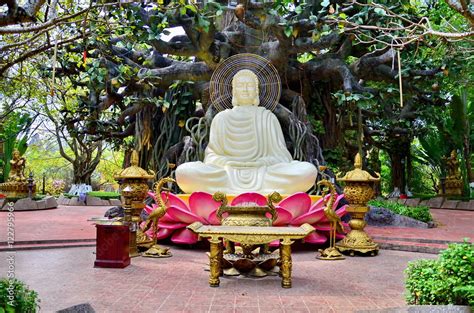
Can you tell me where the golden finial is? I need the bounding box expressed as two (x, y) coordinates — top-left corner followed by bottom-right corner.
(354, 153), (362, 169)
(131, 150), (139, 166)
(336, 153), (380, 182)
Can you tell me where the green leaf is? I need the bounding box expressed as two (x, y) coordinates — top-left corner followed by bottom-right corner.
(374, 7), (386, 16)
(284, 26), (293, 37)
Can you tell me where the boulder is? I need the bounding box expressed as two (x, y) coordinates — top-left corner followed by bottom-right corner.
(366, 206), (430, 228)
(405, 198), (421, 207)
(104, 206), (124, 218)
(56, 303), (96, 313)
(109, 199), (122, 206)
(36, 199), (46, 210)
(427, 197), (444, 208)
(44, 196), (58, 208)
(57, 194), (66, 205)
(86, 195), (104, 206)
(442, 200), (459, 209)
(68, 197), (85, 206)
(14, 198), (38, 211)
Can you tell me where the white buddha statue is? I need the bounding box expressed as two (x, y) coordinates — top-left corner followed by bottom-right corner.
(176, 69), (317, 194)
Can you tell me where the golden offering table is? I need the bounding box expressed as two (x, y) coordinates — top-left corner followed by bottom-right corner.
(187, 222), (315, 288)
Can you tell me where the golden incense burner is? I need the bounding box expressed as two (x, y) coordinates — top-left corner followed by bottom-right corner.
(336, 153), (379, 256)
(114, 150), (154, 257)
(212, 191), (282, 276)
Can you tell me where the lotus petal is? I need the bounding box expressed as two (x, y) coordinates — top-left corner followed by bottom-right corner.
(171, 228), (199, 244)
(231, 192), (267, 206)
(157, 228), (173, 240)
(189, 192), (221, 222)
(303, 231), (327, 244)
(308, 196), (327, 213)
(269, 240), (280, 247)
(272, 207), (293, 226)
(319, 205), (348, 223)
(207, 210), (221, 225)
(278, 192), (311, 217)
(157, 221), (188, 230)
(166, 205), (207, 224)
(148, 192), (189, 211)
(290, 208), (325, 226)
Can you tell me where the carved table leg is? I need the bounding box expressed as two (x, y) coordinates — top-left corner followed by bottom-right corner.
(209, 238), (221, 287)
(218, 241), (224, 277)
(280, 242), (292, 288)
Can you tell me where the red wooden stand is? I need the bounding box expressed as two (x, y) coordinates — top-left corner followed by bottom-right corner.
(94, 224), (130, 268)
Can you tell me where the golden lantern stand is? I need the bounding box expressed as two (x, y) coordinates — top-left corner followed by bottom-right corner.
(336, 153), (379, 256)
(114, 150), (154, 258)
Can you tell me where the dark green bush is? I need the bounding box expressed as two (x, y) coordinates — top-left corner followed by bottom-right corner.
(405, 240), (474, 307)
(368, 199), (433, 222)
(0, 278), (40, 312)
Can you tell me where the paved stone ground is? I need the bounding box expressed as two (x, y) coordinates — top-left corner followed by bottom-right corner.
(0, 247), (435, 313)
(1, 206), (473, 245)
(366, 209), (474, 243)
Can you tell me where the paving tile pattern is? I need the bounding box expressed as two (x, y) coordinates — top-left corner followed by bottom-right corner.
(0, 247), (435, 313)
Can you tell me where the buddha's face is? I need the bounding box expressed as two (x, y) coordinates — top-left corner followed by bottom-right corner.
(232, 70), (259, 107)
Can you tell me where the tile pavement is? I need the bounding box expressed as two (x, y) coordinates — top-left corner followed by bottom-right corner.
(0, 247), (434, 312)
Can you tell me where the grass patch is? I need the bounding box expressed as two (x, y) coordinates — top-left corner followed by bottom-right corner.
(368, 199), (433, 223)
(64, 191), (120, 200)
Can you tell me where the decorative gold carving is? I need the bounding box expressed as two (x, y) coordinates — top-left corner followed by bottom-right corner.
(336, 153), (379, 256)
(208, 240), (222, 287)
(142, 177), (175, 258)
(0, 149), (36, 198)
(114, 150), (155, 258)
(316, 180), (345, 261)
(441, 150), (463, 196)
(280, 244), (292, 288)
(187, 223), (314, 288)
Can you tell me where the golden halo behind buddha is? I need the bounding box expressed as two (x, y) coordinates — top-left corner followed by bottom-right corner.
(209, 53), (281, 112)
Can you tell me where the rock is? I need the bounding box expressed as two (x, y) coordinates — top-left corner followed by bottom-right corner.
(68, 197), (85, 206)
(427, 197), (444, 208)
(0, 198), (4, 209)
(104, 206), (124, 218)
(56, 303), (96, 313)
(366, 206), (395, 225)
(397, 199), (407, 205)
(86, 195), (104, 206)
(442, 200), (459, 209)
(57, 194), (65, 205)
(109, 199), (122, 206)
(419, 200), (429, 207)
(405, 198), (421, 207)
(13, 198), (38, 211)
(36, 199), (46, 210)
(366, 206), (430, 228)
(44, 196), (58, 208)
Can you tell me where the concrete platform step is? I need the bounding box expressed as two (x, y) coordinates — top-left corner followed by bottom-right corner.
(375, 238), (448, 254)
(0, 240), (95, 251)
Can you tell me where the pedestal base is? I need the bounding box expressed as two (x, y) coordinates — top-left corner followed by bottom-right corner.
(95, 224), (130, 268)
(336, 230), (379, 256)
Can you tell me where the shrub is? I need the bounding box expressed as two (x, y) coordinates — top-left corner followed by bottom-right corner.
(405, 240), (474, 307)
(368, 199), (433, 222)
(87, 191), (120, 200)
(0, 278), (40, 312)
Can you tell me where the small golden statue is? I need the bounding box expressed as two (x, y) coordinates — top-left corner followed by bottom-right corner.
(142, 177), (175, 258)
(9, 149), (26, 182)
(441, 150), (463, 196)
(317, 180), (345, 260)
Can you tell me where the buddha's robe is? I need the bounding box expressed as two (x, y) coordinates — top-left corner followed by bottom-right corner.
(176, 106), (317, 194)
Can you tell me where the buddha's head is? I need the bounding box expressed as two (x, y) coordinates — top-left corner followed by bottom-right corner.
(12, 149), (20, 160)
(231, 69), (260, 107)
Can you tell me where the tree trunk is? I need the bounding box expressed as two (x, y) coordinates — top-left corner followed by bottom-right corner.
(389, 152), (405, 193)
